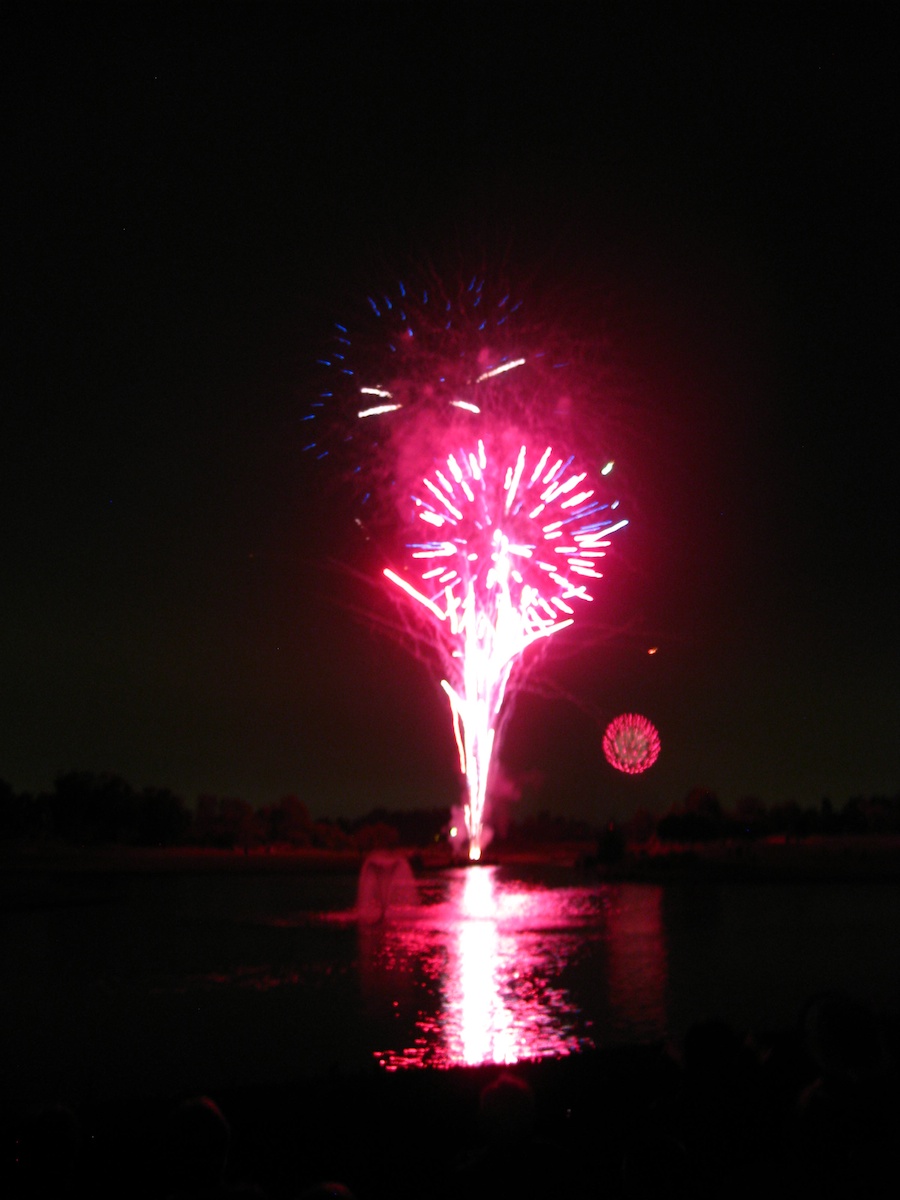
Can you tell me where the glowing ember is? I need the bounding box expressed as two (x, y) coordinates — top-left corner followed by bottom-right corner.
(602, 713), (661, 775)
(386, 434), (627, 857)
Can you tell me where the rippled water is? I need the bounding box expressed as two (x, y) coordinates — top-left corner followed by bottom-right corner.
(352, 863), (667, 1068)
(2, 860), (898, 1103)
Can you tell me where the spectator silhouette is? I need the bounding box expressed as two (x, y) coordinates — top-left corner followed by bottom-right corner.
(161, 1095), (262, 1200)
(786, 991), (896, 1196)
(478, 1070), (536, 1148)
(663, 1018), (768, 1194)
(450, 1071), (578, 1200)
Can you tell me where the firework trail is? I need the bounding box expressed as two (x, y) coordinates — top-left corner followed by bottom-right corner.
(308, 275), (628, 859)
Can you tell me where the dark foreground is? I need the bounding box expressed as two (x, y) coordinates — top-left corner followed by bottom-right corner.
(5, 994), (899, 1200)
(3, 840), (899, 1197)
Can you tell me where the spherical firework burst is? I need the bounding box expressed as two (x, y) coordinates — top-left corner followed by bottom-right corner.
(603, 713), (660, 775)
(310, 272), (628, 859)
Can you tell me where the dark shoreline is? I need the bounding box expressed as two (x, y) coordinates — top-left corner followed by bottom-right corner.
(3, 834), (900, 882)
(588, 835), (900, 885)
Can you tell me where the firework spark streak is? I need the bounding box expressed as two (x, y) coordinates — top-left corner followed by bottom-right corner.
(386, 434), (627, 859)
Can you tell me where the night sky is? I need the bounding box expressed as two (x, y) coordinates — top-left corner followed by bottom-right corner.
(4, 4), (898, 822)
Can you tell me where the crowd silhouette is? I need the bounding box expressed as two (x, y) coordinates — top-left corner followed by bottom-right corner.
(5, 990), (897, 1200)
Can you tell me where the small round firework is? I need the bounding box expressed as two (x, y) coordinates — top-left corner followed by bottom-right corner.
(603, 713), (660, 774)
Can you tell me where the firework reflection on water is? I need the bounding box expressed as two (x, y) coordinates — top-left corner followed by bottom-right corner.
(362, 866), (668, 1070)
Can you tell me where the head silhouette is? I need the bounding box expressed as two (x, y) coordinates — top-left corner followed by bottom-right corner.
(165, 1095), (231, 1193)
(478, 1072), (536, 1147)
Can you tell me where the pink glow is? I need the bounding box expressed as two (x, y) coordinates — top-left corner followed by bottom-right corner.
(366, 869), (669, 1070)
(454, 868), (517, 1064)
(602, 712), (661, 774)
(314, 279), (629, 857)
(386, 435), (626, 858)
(440, 867), (584, 1066)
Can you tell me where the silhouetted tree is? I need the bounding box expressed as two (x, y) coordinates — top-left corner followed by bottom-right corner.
(135, 787), (191, 846)
(657, 787), (725, 842)
(596, 821), (626, 863)
(768, 800), (805, 837)
(218, 797), (259, 851)
(49, 772), (138, 843)
(265, 794), (313, 846)
(352, 821), (399, 851)
(624, 806), (656, 845)
(388, 806), (450, 845)
(854, 794), (900, 834)
(0, 778), (24, 839)
(735, 795), (767, 838)
(310, 818), (352, 850)
(192, 795), (222, 845)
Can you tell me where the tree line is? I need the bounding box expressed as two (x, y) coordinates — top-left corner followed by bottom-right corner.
(1, 773), (898, 851)
(641, 786), (900, 843)
(0, 772), (446, 851)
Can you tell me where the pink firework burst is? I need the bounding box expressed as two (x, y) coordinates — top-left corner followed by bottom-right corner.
(603, 713), (661, 775)
(386, 429), (627, 858)
(311, 273), (629, 861)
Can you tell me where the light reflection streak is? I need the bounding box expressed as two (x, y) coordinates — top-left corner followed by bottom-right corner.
(360, 870), (668, 1070)
(171, 874), (669, 1072)
(451, 866), (518, 1065)
(369, 868), (597, 1069)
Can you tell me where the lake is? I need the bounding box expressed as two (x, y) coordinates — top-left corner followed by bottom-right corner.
(2, 858), (899, 1106)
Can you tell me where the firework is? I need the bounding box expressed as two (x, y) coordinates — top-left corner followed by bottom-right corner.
(602, 713), (660, 775)
(313, 275), (627, 859)
(385, 428), (626, 858)
(304, 275), (583, 489)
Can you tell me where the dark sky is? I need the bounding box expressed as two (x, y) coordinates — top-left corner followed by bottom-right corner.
(3, 3), (898, 821)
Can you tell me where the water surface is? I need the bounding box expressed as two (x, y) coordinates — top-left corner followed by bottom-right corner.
(2, 861), (898, 1104)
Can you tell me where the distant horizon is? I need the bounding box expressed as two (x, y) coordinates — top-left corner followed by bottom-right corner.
(4, 764), (897, 826)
